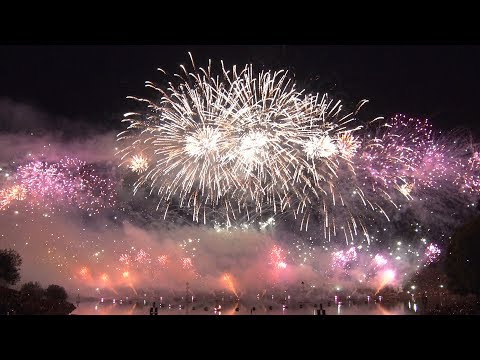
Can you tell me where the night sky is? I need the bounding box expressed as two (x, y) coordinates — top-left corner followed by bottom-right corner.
(0, 45), (479, 134)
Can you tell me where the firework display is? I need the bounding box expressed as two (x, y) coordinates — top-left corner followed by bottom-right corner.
(331, 247), (357, 271)
(117, 58), (371, 233)
(0, 55), (479, 314)
(424, 243), (441, 265)
(269, 245), (287, 270)
(117, 58), (480, 245)
(1, 157), (116, 214)
(0, 184), (27, 210)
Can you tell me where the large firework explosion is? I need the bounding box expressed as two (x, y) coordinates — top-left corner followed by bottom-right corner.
(117, 56), (480, 245)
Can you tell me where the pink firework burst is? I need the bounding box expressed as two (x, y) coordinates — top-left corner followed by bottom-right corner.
(373, 254), (388, 268)
(157, 255), (168, 267)
(135, 249), (150, 264)
(425, 243), (441, 265)
(269, 245), (287, 270)
(360, 115), (433, 191)
(119, 254), (131, 265)
(79, 266), (89, 279)
(331, 246), (357, 270)
(101, 273), (109, 283)
(456, 150), (480, 194)
(181, 257), (194, 270)
(16, 157), (116, 214)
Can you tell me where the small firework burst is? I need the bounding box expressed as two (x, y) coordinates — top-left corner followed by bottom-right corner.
(425, 243), (441, 265)
(157, 255), (168, 266)
(269, 245), (287, 270)
(128, 155), (149, 174)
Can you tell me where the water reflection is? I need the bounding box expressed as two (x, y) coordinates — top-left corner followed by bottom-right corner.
(72, 299), (417, 315)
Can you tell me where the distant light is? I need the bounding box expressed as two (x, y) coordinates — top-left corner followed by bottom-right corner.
(411, 285), (416, 290)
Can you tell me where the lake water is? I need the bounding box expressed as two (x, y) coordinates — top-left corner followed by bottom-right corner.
(72, 299), (418, 315)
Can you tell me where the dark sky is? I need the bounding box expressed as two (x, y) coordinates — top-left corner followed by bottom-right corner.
(0, 45), (479, 134)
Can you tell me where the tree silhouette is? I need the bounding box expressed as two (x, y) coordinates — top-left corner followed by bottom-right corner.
(445, 216), (480, 295)
(20, 281), (45, 300)
(46, 284), (68, 302)
(0, 249), (22, 286)
(19, 282), (45, 314)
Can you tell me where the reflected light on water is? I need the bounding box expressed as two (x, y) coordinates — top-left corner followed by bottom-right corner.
(72, 300), (414, 315)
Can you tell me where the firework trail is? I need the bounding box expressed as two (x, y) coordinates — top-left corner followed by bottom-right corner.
(119, 254), (131, 265)
(375, 269), (396, 294)
(223, 273), (239, 297)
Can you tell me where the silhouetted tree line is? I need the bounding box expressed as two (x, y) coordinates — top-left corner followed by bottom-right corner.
(445, 216), (480, 296)
(0, 249), (75, 315)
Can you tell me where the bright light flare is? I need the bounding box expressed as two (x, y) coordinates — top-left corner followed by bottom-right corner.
(223, 273), (239, 297)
